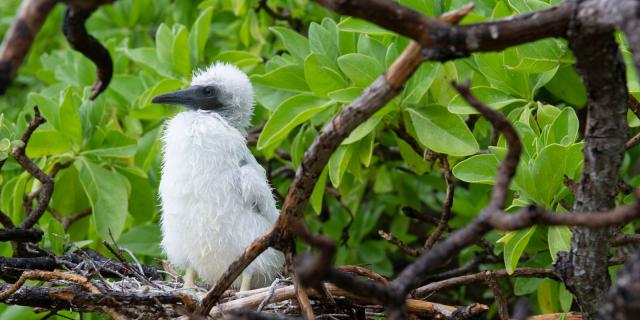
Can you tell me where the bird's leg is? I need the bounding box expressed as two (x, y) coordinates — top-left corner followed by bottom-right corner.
(240, 273), (252, 291)
(183, 268), (197, 288)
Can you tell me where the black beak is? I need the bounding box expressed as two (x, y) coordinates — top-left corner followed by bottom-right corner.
(152, 87), (200, 110)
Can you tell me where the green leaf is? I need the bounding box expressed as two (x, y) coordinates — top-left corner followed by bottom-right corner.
(337, 53), (383, 87)
(406, 106), (479, 156)
(532, 144), (570, 206)
(304, 54), (348, 97)
(343, 117), (381, 144)
(172, 26), (191, 77)
(155, 24), (174, 66)
(270, 27), (310, 62)
(449, 86), (527, 114)
(548, 226), (571, 262)
(514, 277), (544, 296)
(82, 145), (137, 158)
(374, 165), (393, 193)
(310, 168), (328, 214)
(546, 108), (579, 146)
(337, 17), (395, 36)
(118, 223), (163, 256)
(258, 94), (331, 150)
(329, 144), (354, 187)
(537, 103), (561, 129)
(328, 87), (362, 103)
(252, 65), (309, 92)
(58, 88), (82, 146)
(26, 128), (73, 157)
(559, 283), (573, 312)
(499, 226), (537, 274)
(545, 65), (587, 107)
(402, 62), (440, 105)
(506, 39), (569, 73)
(189, 7), (213, 64)
(76, 158), (129, 240)
(396, 135), (429, 175)
(453, 154), (499, 184)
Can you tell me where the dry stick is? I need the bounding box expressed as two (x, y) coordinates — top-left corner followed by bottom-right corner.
(12, 108), (53, 230)
(0, 270), (125, 320)
(208, 283), (487, 318)
(423, 155), (454, 251)
(378, 230), (420, 257)
(486, 271), (510, 320)
(293, 274), (314, 320)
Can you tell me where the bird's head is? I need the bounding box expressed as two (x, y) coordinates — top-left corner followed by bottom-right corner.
(152, 62), (254, 131)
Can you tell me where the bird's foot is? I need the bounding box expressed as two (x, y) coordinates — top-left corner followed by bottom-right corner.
(239, 273), (253, 292)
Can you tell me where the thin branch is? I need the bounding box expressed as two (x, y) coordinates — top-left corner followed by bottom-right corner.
(378, 230), (420, 257)
(12, 108), (53, 230)
(0, 228), (43, 243)
(486, 271), (510, 320)
(413, 268), (558, 298)
(423, 155), (454, 251)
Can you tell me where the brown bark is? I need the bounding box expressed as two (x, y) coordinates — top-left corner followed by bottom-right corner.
(556, 2), (629, 319)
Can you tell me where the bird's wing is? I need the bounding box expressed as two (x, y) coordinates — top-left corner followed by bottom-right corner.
(237, 154), (279, 223)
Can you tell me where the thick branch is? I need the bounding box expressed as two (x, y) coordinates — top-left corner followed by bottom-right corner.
(314, 0), (572, 56)
(0, 0), (58, 94)
(62, 4), (113, 100)
(0, 228), (43, 243)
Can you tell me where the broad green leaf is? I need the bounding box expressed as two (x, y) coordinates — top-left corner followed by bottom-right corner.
(559, 283), (573, 312)
(189, 7), (213, 64)
(328, 87), (362, 103)
(533, 144), (570, 206)
(453, 154), (499, 184)
(357, 132), (375, 167)
(500, 226), (537, 274)
(402, 62), (440, 105)
(374, 165), (393, 193)
(270, 27), (310, 62)
(58, 88), (82, 146)
(304, 54), (348, 97)
(329, 144), (354, 187)
(548, 226), (571, 262)
(155, 24), (174, 66)
(546, 108), (579, 145)
(251, 65), (309, 92)
(82, 145), (137, 158)
(76, 158), (129, 240)
(343, 117), (381, 144)
(310, 168), (328, 214)
(337, 53), (383, 87)
(258, 94), (331, 150)
(514, 278), (544, 296)
(537, 279), (560, 313)
(507, 39), (569, 73)
(214, 51), (262, 70)
(449, 86), (527, 114)
(537, 103), (561, 129)
(546, 65), (587, 107)
(308, 22), (340, 69)
(26, 128), (73, 157)
(118, 223), (162, 256)
(337, 17), (395, 36)
(406, 107), (479, 156)
(172, 26), (191, 77)
(396, 135), (429, 175)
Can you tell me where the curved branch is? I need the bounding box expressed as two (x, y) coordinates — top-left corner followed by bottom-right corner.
(62, 4), (113, 100)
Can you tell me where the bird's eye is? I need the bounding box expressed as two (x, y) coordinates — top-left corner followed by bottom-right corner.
(202, 87), (214, 95)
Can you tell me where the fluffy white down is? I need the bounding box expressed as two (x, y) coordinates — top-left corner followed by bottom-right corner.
(160, 65), (283, 287)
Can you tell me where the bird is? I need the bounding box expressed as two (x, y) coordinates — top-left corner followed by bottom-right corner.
(151, 62), (284, 291)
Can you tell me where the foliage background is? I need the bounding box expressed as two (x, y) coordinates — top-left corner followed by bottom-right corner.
(0, 0), (639, 318)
